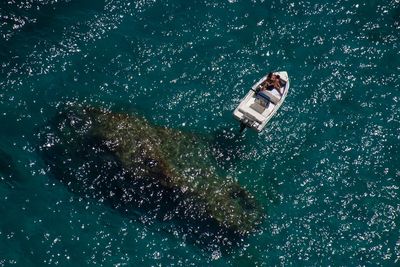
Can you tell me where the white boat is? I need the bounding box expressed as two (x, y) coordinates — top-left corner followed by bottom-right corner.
(233, 71), (289, 132)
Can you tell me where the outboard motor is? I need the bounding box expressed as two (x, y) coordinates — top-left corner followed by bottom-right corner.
(239, 119), (248, 133)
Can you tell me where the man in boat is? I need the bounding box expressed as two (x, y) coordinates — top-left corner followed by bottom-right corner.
(259, 73), (283, 96)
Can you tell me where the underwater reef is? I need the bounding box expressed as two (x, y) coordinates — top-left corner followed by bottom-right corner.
(40, 105), (263, 237)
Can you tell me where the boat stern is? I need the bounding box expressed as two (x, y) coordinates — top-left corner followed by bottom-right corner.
(233, 108), (263, 132)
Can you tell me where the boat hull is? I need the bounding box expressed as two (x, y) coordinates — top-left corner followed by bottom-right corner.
(233, 71), (289, 132)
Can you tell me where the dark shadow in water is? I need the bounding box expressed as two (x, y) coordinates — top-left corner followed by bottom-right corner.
(0, 149), (14, 177)
(38, 110), (256, 253)
(0, 148), (22, 188)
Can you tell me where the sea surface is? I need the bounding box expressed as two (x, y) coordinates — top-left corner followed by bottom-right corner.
(0, 0), (399, 266)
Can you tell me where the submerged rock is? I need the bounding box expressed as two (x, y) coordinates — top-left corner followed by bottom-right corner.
(41, 105), (263, 235)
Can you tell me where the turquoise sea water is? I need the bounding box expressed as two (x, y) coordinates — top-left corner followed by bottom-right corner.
(1, 0), (399, 266)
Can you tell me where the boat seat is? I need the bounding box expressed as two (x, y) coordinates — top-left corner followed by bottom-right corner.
(257, 90), (280, 105)
(250, 102), (266, 113)
(239, 106), (265, 123)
